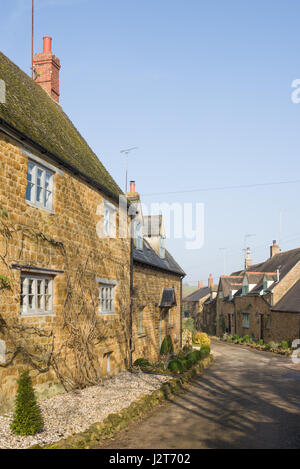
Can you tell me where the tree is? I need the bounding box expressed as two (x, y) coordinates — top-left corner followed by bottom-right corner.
(10, 370), (44, 436)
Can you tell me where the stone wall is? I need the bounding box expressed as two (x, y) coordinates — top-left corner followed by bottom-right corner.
(0, 132), (131, 410)
(132, 262), (182, 363)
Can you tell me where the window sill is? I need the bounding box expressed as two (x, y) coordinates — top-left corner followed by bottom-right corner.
(98, 312), (116, 316)
(25, 200), (55, 215)
(137, 333), (147, 338)
(20, 311), (55, 318)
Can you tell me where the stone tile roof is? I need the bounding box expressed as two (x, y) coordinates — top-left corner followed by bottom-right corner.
(183, 286), (211, 302)
(133, 239), (185, 276)
(0, 51), (122, 200)
(272, 279), (300, 313)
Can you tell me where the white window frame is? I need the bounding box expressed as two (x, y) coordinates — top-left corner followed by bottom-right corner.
(97, 278), (118, 314)
(243, 313), (250, 329)
(20, 274), (54, 316)
(25, 160), (54, 211)
(103, 200), (117, 238)
(160, 237), (165, 258)
(136, 221), (143, 251)
(105, 352), (112, 374)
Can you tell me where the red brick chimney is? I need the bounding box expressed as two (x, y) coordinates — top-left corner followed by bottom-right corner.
(34, 36), (61, 103)
(208, 274), (213, 288)
(198, 281), (203, 289)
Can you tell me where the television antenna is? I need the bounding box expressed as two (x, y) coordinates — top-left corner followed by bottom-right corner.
(120, 147), (138, 193)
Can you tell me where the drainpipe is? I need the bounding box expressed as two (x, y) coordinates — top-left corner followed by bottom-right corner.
(129, 229), (134, 370)
(180, 275), (183, 349)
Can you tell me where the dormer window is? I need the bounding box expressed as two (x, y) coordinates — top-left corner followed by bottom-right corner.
(136, 221), (143, 250)
(160, 237), (165, 258)
(242, 284), (249, 296)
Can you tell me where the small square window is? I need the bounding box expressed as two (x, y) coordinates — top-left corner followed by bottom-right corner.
(26, 160), (54, 210)
(21, 275), (53, 315)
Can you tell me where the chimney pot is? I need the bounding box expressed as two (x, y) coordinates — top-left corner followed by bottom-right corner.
(198, 281), (203, 289)
(130, 181), (136, 193)
(208, 274), (213, 288)
(43, 36), (52, 54)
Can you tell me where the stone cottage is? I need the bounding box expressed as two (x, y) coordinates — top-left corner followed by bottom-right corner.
(126, 183), (185, 363)
(213, 241), (300, 343)
(0, 38), (184, 409)
(182, 275), (217, 331)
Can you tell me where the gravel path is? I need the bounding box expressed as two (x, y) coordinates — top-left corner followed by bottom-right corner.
(0, 371), (171, 449)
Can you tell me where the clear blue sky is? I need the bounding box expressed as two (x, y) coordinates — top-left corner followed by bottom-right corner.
(1, 0), (300, 285)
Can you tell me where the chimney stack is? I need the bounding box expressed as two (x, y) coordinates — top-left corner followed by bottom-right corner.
(208, 274), (213, 288)
(198, 281), (203, 289)
(245, 247), (252, 270)
(126, 180), (140, 202)
(270, 240), (280, 258)
(33, 36), (61, 103)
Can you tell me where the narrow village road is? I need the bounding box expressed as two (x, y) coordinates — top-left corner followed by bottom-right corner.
(97, 340), (300, 449)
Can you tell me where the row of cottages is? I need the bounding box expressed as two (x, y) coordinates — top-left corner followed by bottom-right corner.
(0, 39), (185, 410)
(182, 276), (218, 333)
(205, 241), (300, 343)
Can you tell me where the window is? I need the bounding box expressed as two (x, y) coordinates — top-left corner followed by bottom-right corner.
(136, 221), (143, 250)
(20, 275), (53, 315)
(243, 313), (250, 328)
(138, 311), (143, 335)
(103, 201), (116, 238)
(242, 284), (249, 296)
(0, 340), (5, 364)
(26, 161), (54, 210)
(104, 352), (112, 374)
(98, 282), (116, 314)
(160, 237), (165, 258)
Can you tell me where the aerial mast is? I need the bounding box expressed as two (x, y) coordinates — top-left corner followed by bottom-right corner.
(31, 0), (34, 79)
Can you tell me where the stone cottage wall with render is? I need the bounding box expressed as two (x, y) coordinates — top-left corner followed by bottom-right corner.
(0, 132), (131, 411)
(132, 262), (182, 363)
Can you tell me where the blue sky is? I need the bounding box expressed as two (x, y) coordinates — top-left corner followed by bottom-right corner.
(1, 0), (300, 285)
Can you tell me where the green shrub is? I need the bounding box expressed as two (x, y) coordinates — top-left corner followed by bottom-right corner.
(233, 334), (239, 342)
(168, 360), (184, 373)
(242, 335), (250, 343)
(280, 340), (289, 350)
(264, 343), (271, 351)
(167, 335), (174, 353)
(133, 358), (150, 367)
(200, 345), (210, 359)
(269, 341), (279, 349)
(258, 339), (264, 346)
(160, 335), (173, 355)
(10, 370), (44, 436)
(238, 338), (243, 344)
(186, 351), (198, 364)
